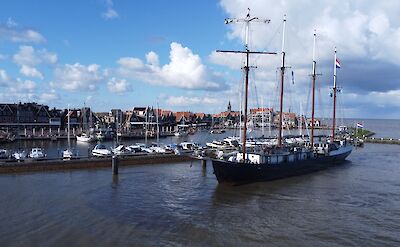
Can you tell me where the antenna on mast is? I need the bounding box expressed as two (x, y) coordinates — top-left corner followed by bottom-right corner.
(218, 8), (275, 162)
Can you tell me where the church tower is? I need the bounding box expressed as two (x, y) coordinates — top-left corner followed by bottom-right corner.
(227, 101), (232, 112)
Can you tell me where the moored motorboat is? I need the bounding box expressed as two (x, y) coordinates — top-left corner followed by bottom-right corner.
(28, 148), (46, 159)
(112, 144), (132, 156)
(92, 144), (112, 157)
(76, 133), (96, 142)
(12, 150), (26, 161)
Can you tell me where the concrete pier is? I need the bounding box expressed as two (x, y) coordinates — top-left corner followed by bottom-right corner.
(364, 137), (400, 145)
(0, 154), (194, 174)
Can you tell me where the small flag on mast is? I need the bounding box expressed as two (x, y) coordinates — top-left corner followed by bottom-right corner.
(356, 122), (363, 129)
(335, 58), (341, 68)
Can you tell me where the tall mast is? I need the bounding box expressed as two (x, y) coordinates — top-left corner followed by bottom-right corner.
(261, 98), (264, 137)
(145, 107), (148, 144)
(218, 8), (274, 162)
(116, 112), (119, 144)
(310, 31), (317, 147)
(332, 48), (337, 141)
(67, 104), (70, 149)
(278, 15), (286, 147)
(156, 102), (160, 145)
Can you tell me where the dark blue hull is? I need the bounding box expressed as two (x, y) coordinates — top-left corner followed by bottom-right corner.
(211, 150), (352, 184)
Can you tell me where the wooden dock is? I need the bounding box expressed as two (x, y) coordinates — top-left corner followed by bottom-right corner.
(0, 154), (194, 174)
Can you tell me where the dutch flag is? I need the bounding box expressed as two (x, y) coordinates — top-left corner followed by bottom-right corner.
(335, 58), (341, 68)
(356, 122), (363, 129)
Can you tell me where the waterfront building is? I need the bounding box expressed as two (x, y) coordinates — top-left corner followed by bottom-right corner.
(273, 111), (298, 128)
(213, 101), (241, 127)
(173, 112), (194, 125)
(249, 107), (274, 127)
(0, 102), (62, 136)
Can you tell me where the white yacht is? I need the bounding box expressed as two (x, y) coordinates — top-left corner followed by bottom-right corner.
(92, 144), (112, 157)
(112, 144), (131, 156)
(76, 133), (96, 142)
(29, 148), (46, 159)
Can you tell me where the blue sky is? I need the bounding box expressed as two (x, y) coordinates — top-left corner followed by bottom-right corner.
(1, 0), (400, 119)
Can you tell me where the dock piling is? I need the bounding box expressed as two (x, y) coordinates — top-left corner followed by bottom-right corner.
(112, 155), (119, 175)
(201, 159), (207, 168)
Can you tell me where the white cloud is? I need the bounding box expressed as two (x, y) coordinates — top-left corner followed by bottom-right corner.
(0, 69), (11, 86)
(146, 51), (159, 66)
(53, 63), (104, 91)
(102, 8), (119, 20)
(0, 21), (45, 43)
(13, 46), (41, 66)
(107, 77), (132, 94)
(9, 79), (36, 93)
(117, 42), (227, 91)
(12, 46), (57, 79)
(39, 89), (58, 103)
(39, 49), (58, 64)
(166, 95), (220, 106)
(102, 0), (119, 20)
(20, 65), (44, 79)
(217, 0), (400, 67)
(118, 57), (144, 69)
(13, 45), (57, 66)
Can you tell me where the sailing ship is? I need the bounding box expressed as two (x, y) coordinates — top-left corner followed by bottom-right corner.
(211, 10), (352, 184)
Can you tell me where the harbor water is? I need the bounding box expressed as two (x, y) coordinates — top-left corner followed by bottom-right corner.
(0, 119), (400, 246)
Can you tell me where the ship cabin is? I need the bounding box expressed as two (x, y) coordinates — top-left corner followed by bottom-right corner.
(232, 147), (312, 165)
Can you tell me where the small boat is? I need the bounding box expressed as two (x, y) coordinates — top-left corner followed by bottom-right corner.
(174, 130), (188, 137)
(126, 144), (143, 153)
(12, 150), (26, 161)
(141, 145), (154, 153)
(92, 144), (112, 157)
(180, 142), (201, 151)
(76, 133), (96, 142)
(112, 144), (132, 156)
(29, 148), (46, 159)
(62, 148), (78, 160)
(149, 145), (168, 153)
(62, 149), (73, 160)
(210, 129), (226, 134)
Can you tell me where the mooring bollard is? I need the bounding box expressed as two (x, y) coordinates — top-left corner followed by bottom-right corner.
(112, 155), (119, 175)
(201, 159), (207, 168)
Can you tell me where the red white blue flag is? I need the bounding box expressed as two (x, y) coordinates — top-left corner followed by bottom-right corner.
(335, 58), (341, 68)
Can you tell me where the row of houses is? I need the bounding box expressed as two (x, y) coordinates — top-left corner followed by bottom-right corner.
(0, 102), (320, 135)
